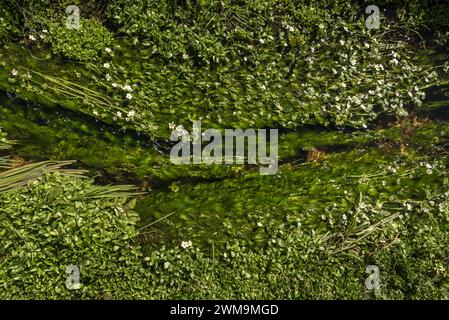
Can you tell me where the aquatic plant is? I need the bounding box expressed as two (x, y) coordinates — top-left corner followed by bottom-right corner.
(1, 0), (446, 141)
(0, 0), (449, 300)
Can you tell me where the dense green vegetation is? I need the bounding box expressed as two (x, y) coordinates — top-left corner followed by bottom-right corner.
(1, 0), (449, 299)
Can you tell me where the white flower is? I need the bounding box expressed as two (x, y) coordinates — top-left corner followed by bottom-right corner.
(173, 124), (189, 137)
(374, 64), (384, 71)
(105, 47), (112, 53)
(126, 93), (132, 100)
(127, 110), (136, 118)
(259, 38), (265, 44)
(116, 111), (122, 118)
(169, 122), (176, 130)
(28, 35), (36, 41)
(112, 82), (118, 88)
(181, 240), (192, 249)
(42, 29), (48, 33)
(103, 63), (110, 69)
(122, 84), (133, 92)
(105, 73), (111, 81)
(93, 110), (99, 116)
(11, 69), (18, 76)
(339, 40), (345, 46)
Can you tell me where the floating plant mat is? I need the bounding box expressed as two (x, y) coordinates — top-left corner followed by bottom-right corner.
(1, 20), (447, 141)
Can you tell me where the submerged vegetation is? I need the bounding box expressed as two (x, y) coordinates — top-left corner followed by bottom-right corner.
(0, 0), (449, 299)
